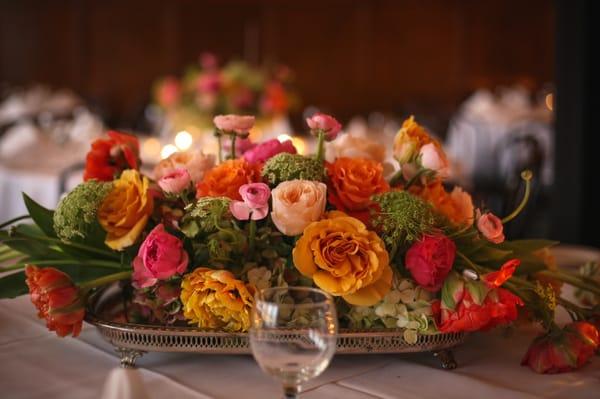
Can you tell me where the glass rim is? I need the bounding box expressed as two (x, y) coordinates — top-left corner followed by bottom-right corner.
(254, 286), (335, 308)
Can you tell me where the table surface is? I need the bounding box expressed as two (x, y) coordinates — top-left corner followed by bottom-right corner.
(1, 293), (599, 399)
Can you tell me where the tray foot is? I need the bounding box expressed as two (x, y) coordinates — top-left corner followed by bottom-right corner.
(115, 347), (146, 368)
(433, 349), (457, 370)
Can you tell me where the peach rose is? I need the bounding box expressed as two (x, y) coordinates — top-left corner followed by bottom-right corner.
(98, 169), (154, 250)
(419, 142), (450, 179)
(411, 181), (474, 226)
(271, 180), (327, 236)
(476, 210), (505, 244)
(292, 212), (392, 306)
(154, 150), (215, 184)
(326, 157), (389, 222)
(325, 133), (386, 163)
(195, 159), (261, 200)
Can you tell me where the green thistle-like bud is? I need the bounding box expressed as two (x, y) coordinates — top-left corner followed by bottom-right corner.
(53, 180), (113, 242)
(261, 153), (326, 186)
(180, 197), (232, 238)
(371, 191), (438, 254)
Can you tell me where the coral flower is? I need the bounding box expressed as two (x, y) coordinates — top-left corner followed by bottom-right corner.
(195, 159), (261, 201)
(180, 268), (255, 333)
(326, 157), (389, 223)
(476, 210), (505, 244)
(410, 180), (474, 226)
(522, 322), (600, 374)
(84, 131), (140, 182)
(292, 211), (392, 306)
(25, 265), (85, 337)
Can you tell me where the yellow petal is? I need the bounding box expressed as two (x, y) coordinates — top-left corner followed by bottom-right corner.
(105, 214), (148, 250)
(292, 235), (318, 277)
(343, 264), (393, 306)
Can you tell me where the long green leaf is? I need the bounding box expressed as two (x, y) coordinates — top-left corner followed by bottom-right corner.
(0, 271), (27, 298)
(23, 193), (57, 238)
(498, 239), (558, 254)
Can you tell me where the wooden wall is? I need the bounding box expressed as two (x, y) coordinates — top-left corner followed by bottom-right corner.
(0, 0), (555, 130)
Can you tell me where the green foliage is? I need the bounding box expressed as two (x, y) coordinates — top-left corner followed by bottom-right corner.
(53, 181), (112, 243)
(262, 153), (325, 186)
(371, 191), (438, 255)
(180, 197), (232, 238)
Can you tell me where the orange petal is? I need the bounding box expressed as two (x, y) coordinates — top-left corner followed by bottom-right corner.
(342, 264), (393, 306)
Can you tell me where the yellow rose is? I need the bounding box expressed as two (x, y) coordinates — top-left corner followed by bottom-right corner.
(292, 212), (392, 306)
(393, 116), (433, 163)
(98, 169), (153, 250)
(271, 180), (327, 236)
(180, 268), (255, 333)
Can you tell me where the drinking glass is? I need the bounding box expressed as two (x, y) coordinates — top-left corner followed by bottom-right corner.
(249, 286), (338, 399)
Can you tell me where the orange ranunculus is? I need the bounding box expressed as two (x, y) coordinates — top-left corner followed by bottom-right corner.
(292, 211), (392, 306)
(98, 169), (154, 250)
(195, 159), (261, 200)
(84, 131), (140, 181)
(180, 268), (255, 332)
(410, 180), (474, 226)
(326, 157), (389, 223)
(25, 265), (85, 337)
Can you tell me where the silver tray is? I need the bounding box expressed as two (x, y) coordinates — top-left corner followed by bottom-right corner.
(86, 284), (466, 369)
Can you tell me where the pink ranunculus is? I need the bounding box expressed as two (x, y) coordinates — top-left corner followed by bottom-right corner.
(476, 210), (505, 244)
(243, 139), (297, 164)
(229, 182), (270, 221)
(306, 112), (342, 140)
(156, 76), (181, 108)
(158, 168), (191, 194)
(419, 143), (450, 179)
(197, 72), (221, 93)
(132, 224), (189, 288)
(405, 234), (456, 292)
(213, 114), (256, 135)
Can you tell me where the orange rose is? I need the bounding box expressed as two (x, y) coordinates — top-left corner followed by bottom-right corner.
(195, 159), (261, 200)
(326, 157), (389, 223)
(410, 180), (474, 226)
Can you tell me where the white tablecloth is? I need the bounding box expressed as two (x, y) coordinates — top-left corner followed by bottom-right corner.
(1, 294), (598, 399)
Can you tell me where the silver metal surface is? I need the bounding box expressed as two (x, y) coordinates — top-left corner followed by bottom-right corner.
(85, 284), (466, 356)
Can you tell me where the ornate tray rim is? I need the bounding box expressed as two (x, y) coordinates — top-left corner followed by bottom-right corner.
(85, 284), (466, 368)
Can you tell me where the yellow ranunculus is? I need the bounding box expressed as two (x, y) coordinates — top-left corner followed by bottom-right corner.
(292, 212), (392, 306)
(180, 268), (255, 333)
(98, 169), (153, 250)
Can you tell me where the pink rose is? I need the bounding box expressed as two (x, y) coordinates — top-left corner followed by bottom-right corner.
(213, 114), (255, 135)
(230, 182), (270, 220)
(158, 168), (191, 194)
(405, 234), (456, 292)
(419, 143), (450, 179)
(243, 139), (297, 164)
(132, 224), (189, 288)
(306, 112), (342, 140)
(476, 210), (505, 244)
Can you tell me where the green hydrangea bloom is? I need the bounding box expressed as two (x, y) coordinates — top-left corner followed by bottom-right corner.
(180, 197), (231, 238)
(53, 180), (113, 242)
(371, 191), (437, 255)
(261, 153), (325, 186)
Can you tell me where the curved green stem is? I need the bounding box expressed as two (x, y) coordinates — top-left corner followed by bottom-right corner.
(315, 130), (325, 163)
(0, 215), (31, 230)
(230, 134), (237, 159)
(80, 271), (132, 291)
(537, 270), (600, 297)
(501, 170), (532, 224)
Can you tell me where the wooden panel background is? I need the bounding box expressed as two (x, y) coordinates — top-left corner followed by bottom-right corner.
(0, 0), (555, 131)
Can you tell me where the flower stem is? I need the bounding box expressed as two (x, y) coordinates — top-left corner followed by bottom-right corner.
(231, 134), (237, 159)
(248, 219), (256, 256)
(216, 132), (222, 163)
(388, 169), (404, 187)
(3, 259), (123, 270)
(537, 270), (600, 297)
(315, 130), (325, 163)
(80, 271), (132, 291)
(501, 170), (532, 224)
(0, 215), (31, 230)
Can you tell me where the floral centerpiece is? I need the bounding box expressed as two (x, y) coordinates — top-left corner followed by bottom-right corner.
(1, 114), (599, 375)
(152, 53), (299, 135)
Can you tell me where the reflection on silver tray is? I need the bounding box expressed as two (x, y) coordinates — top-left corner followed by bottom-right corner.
(85, 284), (466, 369)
